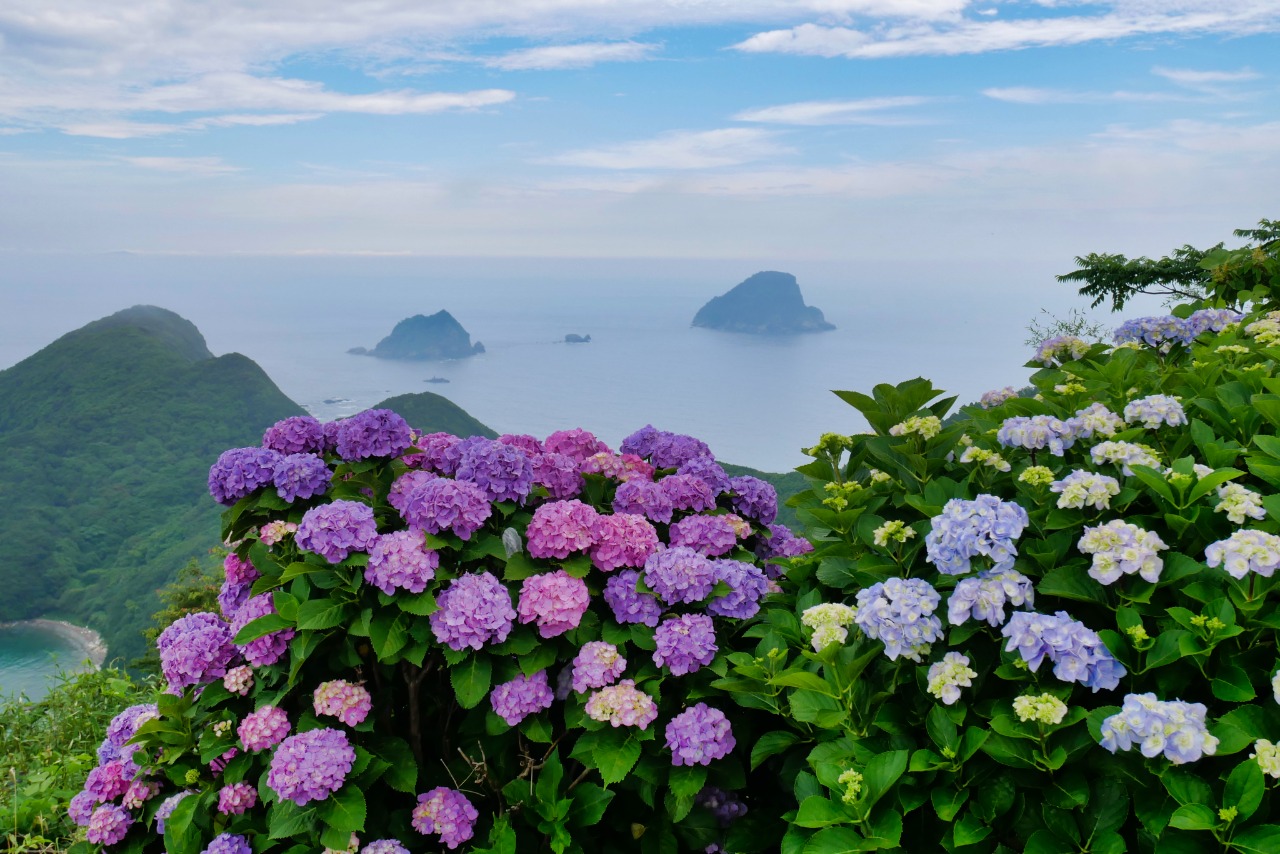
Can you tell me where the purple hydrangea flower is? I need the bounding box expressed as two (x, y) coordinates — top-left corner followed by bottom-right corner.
(217, 782), (257, 815)
(707, 560), (769, 620)
(313, 680), (373, 727)
(406, 432), (462, 473)
(854, 578), (943, 663)
(103, 704), (158, 755)
(1100, 693), (1219, 764)
(697, 787), (748, 826)
(67, 790), (97, 827)
(653, 613), (718, 675)
(489, 670), (555, 726)
(1001, 611), (1125, 691)
(660, 474), (718, 513)
(1113, 315), (1196, 351)
(754, 523), (812, 578)
(263, 415), (326, 455)
(498, 433), (544, 455)
(238, 705), (291, 752)
(589, 513), (660, 572)
(223, 552), (259, 585)
(389, 470), (438, 514)
(531, 452), (584, 500)
(204, 833), (252, 854)
(157, 612), (237, 694)
(86, 804), (133, 845)
(644, 546), (717, 605)
(430, 572), (516, 650)
(584, 679), (658, 728)
(526, 499), (599, 559)
(398, 477), (493, 541)
(925, 495), (1029, 576)
(218, 577), (253, 620)
(230, 593), (294, 667)
(669, 514), (745, 557)
(604, 570), (664, 627)
(84, 760), (131, 802)
(362, 842), (411, 854)
(297, 500), (379, 563)
(543, 428), (611, 463)
(572, 641), (627, 693)
(620, 425), (662, 458)
(1186, 308), (1241, 335)
(365, 530), (439, 595)
(518, 570), (591, 638)
(208, 447), (284, 506)
(996, 415), (1078, 457)
(613, 479), (675, 524)
(321, 420), (343, 452)
(665, 704), (735, 766)
(677, 456), (729, 494)
(649, 433), (712, 470)
(455, 438), (535, 503)
(412, 787), (479, 850)
(272, 452), (332, 503)
(727, 476), (778, 525)
(267, 728), (356, 805)
(948, 569), (1035, 627)
(335, 408), (414, 461)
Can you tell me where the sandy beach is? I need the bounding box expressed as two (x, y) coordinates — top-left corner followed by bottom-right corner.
(0, 618), (107, 669)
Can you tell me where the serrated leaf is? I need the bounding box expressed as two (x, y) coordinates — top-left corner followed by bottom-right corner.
(593, 736), (642, 786)
(751, 730), (801, 770)
(450, 656), (492, 709)
(318, 786), (366, 833)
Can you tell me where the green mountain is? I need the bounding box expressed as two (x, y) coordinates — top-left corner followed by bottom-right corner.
(692, 271), (835, 334)
(372, 392), (497, 438)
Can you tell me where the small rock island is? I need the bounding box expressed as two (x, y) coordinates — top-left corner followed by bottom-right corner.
(564, 334), (592, 344)
(692, 271), (835, 334)
(350, 310), (485, 361)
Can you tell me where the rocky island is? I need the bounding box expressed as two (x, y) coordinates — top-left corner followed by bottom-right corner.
(351, 310), (485, 361)
(692, 271), (835, 334)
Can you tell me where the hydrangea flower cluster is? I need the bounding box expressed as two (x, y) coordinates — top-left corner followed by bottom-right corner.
(229, 593), (294, 666)
(157, 612), (237, 694)
(996, 415), (1077, 457)
(1071, 402), (1124, 439)
(660, 474), (718, 512)
(430, 572), (516, 650)
(947, 569), (1035, 627)
(854, 578), (943, 662)
(86, 805), (133, 845)
(696, 787), (748, 826)
(1099, 694), (1219, 764)
(584, 680), (658, 728)
(1123, 394), (1187, 429)
(603, 570), (664, 627)
(259, 520), (298, 546)
(588, 513), (659, 571)
(1246, 312), (1280, 345)
(1001, 611), (1125, 691)
(263, 415), (326, 454)
(1077, 520), (1167, 585)
(525, 499), (599, 558)
(455, 439), (534, 503)
(272, 453), (331, 503)
(958, 445), (1012, 472)
(544, 427), (611, 463)
(653, 614), (718, 675)
(518, 570), (590, 638)
(297, 500), (379, 563)
(335, 409), (414, 461)
(801, 603), (858, 651)
(926, 652), (977, 705)
(398, 477), (493, 540)
(1253, 740), (1280, 779)
(677, 455), (730, 493)
(489, 670), (555, 725)
(1090, 441), (1162, 476)
(1205, 529), (1280, 579)
(888, 415), (942, 440)
(665, 704), (735, 766)
(313, 680), (373, 727)
(238, 705), (291, 752)
(531, 452), (584, 500)
(204, 834), (252, 854)
(1113, 315), (1196, 351)
(1013, 693), (1069, 725)
(612, 479), (675, 524)
(1018, 466), (1056, 487)
(669, 513), (746, 556)
(644, 546), (717, 605)
(361, 841), (411, 854)
(412, 787), (479, 850)
(365, 530), (439, 595)
(208, 446), (283, 506)
(1050, 470), (1121, 510)
(707, 560), (768, 620)
(980, 387), (1019, 408)
(1034, 335), (1091, 366)
(925, 495), (1029, 576)
(1215, 482), (1266, 524)
(1186, 307), (1242, 334)
(727, 475), (778, 525)
(266, 728), (356, 805)
(571, 642), (627, 693)
(217, 782), (257, 815)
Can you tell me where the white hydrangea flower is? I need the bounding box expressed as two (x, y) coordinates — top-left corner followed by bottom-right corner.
(1215, 482), (1266, 525)
(1013, 693), (1069, 725)
(926, 652), (977, 706)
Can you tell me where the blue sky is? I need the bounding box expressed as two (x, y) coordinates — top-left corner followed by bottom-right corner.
(1, 0), (1278, 262)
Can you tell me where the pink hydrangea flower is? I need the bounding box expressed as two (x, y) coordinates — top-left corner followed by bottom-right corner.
(313, 680), (373, 727)
(518, 571), (590, 638)
(525, 500), (599, 559)
(589, 513), (660, 572)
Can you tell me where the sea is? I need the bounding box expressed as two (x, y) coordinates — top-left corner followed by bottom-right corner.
(0, 623), (95, 701)
(0, 251), (1133, 692)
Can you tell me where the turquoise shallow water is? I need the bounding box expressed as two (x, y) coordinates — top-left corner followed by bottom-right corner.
(0, 623), (94, 701)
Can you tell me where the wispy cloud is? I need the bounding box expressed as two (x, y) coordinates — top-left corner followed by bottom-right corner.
(982, 87), (1186, 104)
(544, 128), (789, 170)
(117, 156), (241, 175)
(734, 96), (932, 125)
(486, 42), (660, 70)
(1151, 65), (1262, 95)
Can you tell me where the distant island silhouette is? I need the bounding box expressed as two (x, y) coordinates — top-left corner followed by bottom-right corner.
(350, 310), (485, 361)
(692, 271), (835, 335)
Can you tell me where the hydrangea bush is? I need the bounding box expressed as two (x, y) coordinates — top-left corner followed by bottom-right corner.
(721, 306), (1280, 852)
(68, 412), (811, 853)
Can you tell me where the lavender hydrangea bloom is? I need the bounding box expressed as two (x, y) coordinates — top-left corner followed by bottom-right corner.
(498, 433), (544, 455)
(854, 578), (943, 662)
(677, 456), (730, 494)
(365, 530), (439, 595)
(208, 446), (284, 505)
(157, 612), (237, 694)
(408, 432), (462, 474)
(1034, 335), (1090, 367)
(649, 433), (712, 469)
(980, 387), (1019, 409)
(572, 642), (627, 693)
(1206, 530), (1280, 579)
(230, 593), (295, 667)
(543, 428), (611, 463)
(489, 670), (555, 726)
(267, 728), (355, 805)
(68, 789), (99, 827)
(321, 420), (343, 452)
(620, 424), (662, 458)
(412, 787), (479, 850)
(644, 546), (717, 605)
(362, 842), (411, 854)
(1002, 611), (1125, 691)
(531, 452), (584, 500)
(101, 704), (158, 763)
(297, 500), (379, 563)
(455, 438), (535, 503)
(430, 572), (516, 650)
(238, 705), (291, 751)
(84, 760), (131, 802)
(1078, 520), (1167, 584)
(669, 514), (746, 557)
(399, 477), (493, 541)
(754, 523), (813, 578)
(727, 476), (778, 525)
(604, 570), (664, 627)
(335, 408), (413, 461)
(925, 495), (1029, 576)
(996, 415), (1077, 457)
(203, 834), (252, 854)
(697, 787), (748, 826)
(948, 569), (1035, 627)
(388, 470), (438, 513)
(526, 499), (599, 558)
(1100, 693), (1219, 764)
(707, 560), (769, 620)
(1113, 315), (1196, 351)
(613, 479), (675, 524)
(653, 614), (718, 675)
(517, 570), (591, 638)
(589, 513), (660, 572)
(660, 474), (718, 513)
(263, 415), (326, 454)
(86, 804), (133, 845)
(217, 577), (252, 620)
(217, 783), (257, 815)
(1186, 307), (1242, 334)
(272, 452), (332, 503)
(665, 704), (735, 766)
(1123, 394), (1187, 429)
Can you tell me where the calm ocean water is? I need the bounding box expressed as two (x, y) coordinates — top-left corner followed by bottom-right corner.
(0, 624), (93, 701)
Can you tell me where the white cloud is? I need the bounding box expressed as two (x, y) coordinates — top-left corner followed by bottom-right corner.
(1151, 66), (1262, 93)
(734, 96), (932, 125)
(543, 128), (789, 170)
(59, 120), (187, 139)
(117, 156), (241, 175)
(486, 42), (659, 70)
(982, 87), (1186, 104)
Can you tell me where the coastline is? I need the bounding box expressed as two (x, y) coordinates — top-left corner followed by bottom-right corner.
(0, 618), (107, 669)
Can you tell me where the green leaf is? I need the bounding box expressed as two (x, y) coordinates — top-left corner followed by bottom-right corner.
(1162, 768), (1213, 807)
(295, 597), (349, 630)
(861, 750), (908, 810)
(1037, 564), (1106, 602)
(450, 656), (492, 709)
(268, 799), (320, 839)
(318, 785), (366, 833)
(751, 730), (801, 770)
(794, 796), (852, 829)
(772, 671), (832, 693)
(397, 589), (437, 616)
(593, 736), (642, 786)
(371, 736), (417, 793)
(1024, 831), (1072, 854)
(953, 811), (991, 847)
(369, 611), (409, 660)
(162, 790), (202, 854)
(1212, 661), (1257, 702)
(1232, 825), (1280, 853)
(1215, 706), (1270, 754)
(1168, 804), (1217, 831)
(1225, 760), (1266, 821)
(231, 612), (293, 645)
(931, 787), (968, 822)
(800, 826), (863, 854)
(668, 764), (707, 799)
(536, 748), (565, 806)
(568, 783), (615, 828)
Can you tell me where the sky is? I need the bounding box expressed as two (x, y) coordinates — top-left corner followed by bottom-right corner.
(0, 0), (1278, 264)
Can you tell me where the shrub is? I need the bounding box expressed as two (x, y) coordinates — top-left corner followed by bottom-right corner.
(722, 307), (1280, 852)
(68, 414), (811, 853)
